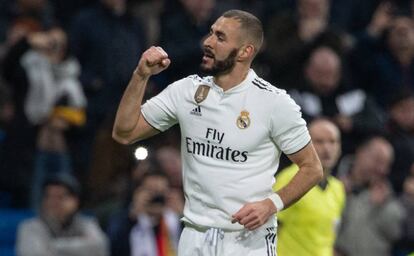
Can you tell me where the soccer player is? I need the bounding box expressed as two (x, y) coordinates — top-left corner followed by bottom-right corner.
(274, 118), (345, 256)
(113, 9), (323, 256)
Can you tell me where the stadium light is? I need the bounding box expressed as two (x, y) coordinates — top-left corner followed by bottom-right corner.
(134, 146), (148, 160)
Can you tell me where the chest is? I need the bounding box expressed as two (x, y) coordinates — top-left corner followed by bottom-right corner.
(177, 89), (271, 152)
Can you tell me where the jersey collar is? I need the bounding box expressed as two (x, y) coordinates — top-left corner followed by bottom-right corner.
(207, 69), (256, 94)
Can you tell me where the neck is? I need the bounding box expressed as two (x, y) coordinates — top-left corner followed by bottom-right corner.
(213, 64), (250, 91)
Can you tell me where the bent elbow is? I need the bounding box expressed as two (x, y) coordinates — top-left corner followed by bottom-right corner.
(112, 130), (133, 145)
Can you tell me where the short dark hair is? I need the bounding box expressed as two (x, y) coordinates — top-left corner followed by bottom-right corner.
(222, 9), (264, 54)
(42, 173), (81, 197)
(133, 170), (170, 191)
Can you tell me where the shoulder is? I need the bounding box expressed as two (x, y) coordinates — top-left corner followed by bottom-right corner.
(251, 77), (286, 95)
(75, 214), (100, 225)
(168, 74), (210, 90)
(250, 78), (303, 124)
(18, 218), (44, 232)
(251, 77), (299, 107)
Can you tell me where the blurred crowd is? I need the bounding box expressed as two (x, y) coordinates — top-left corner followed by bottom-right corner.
(0, 0), (413, 255)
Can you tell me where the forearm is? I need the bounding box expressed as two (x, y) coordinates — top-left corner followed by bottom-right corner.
(113, 46), (170, 144)
(276, 160), (323, 209)
(112, 72), (149, 144)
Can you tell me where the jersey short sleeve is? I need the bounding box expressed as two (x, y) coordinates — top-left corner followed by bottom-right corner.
(141, 80), (180, 132)
(270, 94), (310, 155)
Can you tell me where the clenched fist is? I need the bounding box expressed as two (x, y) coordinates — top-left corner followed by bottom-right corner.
(135, 46), (171, 77)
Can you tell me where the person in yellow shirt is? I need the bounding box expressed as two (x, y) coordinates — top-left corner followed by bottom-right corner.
(274, 118), (345, 256)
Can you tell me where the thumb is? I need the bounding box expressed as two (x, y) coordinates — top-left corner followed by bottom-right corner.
(160, 58), (171, 68)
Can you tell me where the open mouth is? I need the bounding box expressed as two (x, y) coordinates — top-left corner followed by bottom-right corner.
(203, 49), (215, 59)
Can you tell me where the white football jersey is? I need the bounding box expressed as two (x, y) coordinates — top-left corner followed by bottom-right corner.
(141, 69), (310, 230)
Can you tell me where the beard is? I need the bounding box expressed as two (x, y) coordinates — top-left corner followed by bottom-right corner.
(200, 48), (238, 76)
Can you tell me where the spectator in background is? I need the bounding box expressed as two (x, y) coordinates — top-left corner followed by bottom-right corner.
(289, 46), (384, 153)
(329, 0), (385, 36)
(3, 28), (83, 208)
(155, 146), (182, 188)
(337, 136), (394, 193)
(16, 173), (109, 256)
(130, 0), (165, 46)
(335, 136), (406, 256)
(2, 26), (87, 209)
(17, 27), (87, 209)
(386, 88), (414, 194)
(263, 0), (346, 87)
(351, 5), (414, 107)
(274, 119), (345, 256)
(1, 0), (55, 45)
(160, 0), (217, 83)
(107, 171), (182, 256)
(0, 0), (56, 60)
(69, 0), (147, 177)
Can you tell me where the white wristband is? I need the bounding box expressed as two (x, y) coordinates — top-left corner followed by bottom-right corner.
(268, 193), (284, 212)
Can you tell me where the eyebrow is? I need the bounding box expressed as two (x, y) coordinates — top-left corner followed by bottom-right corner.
(210, 26), (227, 40)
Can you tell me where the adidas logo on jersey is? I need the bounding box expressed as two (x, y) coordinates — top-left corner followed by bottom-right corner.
(190, 106), (202, 116)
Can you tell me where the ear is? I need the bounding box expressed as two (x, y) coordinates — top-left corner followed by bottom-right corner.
(238, 44), (255, 61)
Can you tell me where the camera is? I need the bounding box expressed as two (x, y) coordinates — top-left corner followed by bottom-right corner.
(149, 194), (166, 205)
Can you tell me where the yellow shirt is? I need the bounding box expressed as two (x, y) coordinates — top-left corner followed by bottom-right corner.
(273, 164), (345, 256)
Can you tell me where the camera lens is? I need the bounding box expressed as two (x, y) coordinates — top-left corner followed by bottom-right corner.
(150, 194), (166, 205)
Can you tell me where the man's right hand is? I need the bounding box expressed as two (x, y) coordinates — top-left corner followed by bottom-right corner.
(135, 46), (171, 77)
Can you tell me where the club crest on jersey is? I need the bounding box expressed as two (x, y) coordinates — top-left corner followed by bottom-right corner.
(194, 85), (210, 104)
(236, 110), (250, 129)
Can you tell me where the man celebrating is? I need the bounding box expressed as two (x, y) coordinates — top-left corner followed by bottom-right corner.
(113, 9), (323, 256)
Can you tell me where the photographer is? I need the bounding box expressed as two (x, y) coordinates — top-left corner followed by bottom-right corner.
(106, 171), (182, 256)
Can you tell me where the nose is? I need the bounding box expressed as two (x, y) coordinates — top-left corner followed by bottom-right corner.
(320, 142), (331, 152)
(203, 33), (214, 49)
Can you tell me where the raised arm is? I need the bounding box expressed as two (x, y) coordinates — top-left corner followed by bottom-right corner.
(112, 46), (171, 144)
